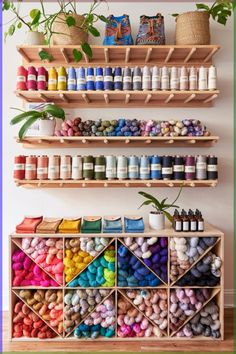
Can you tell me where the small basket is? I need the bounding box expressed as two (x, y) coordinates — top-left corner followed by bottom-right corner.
(52, 13), (88, 45)
(175, 11), (210, 45)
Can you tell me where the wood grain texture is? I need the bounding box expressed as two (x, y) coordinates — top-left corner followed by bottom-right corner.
(2, 309), (233, 352)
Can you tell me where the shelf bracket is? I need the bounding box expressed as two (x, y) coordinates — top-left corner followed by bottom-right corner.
(187, 139), (196, 145)
(104, 93), (110, 104)
(103, 139), (109, 144)
(145, 48), (152, 63)
(164, 93), (174, 104)
(204, 47), (219, 62)
(184, 94), (196, 103)
(60, 48), (70, 64)
(17, 47), (30, 63)
(125, 48), (130, 63)
(59, 93), (70, 103)
(125, 139), (130, 144)
(167, 182), (174, 187)
(203, 94), (218, 104)
(82, 139), (90, 144)
(145, 93), (152, 104)
(38, 93), (49, 102)
(184, 47), (196, 63)
(16, 92), (30, 102)
(144, 139), (152, 144)
(146, 183), (151, 187)
(82, 183), (86, 188)
(125, 93), (131, 104)
(125, 182), (130, 187)
(190, 182), (195, 187)
(165, 48), (175, 63)
(104, 48), (110, 63)
(82, 93), (90, 104)
(166, 139), (174, 144)
(104, 182), (108, 187)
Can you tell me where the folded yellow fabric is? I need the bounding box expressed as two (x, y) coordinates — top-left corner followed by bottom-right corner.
(58, 218), (81, 233)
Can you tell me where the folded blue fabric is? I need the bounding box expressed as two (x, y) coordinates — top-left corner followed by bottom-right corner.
(103, 216), (122, 233)
(124, 216), (145, 233)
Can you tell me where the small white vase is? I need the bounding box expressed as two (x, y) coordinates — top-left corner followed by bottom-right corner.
(24, 31), (45, 45)
(39, 119), (56, 136)
(149, 212), (165, 230)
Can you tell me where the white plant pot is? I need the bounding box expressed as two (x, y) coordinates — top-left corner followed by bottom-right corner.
(149, 212), (165, 230)
(24, 31), (45, 45)
(39, 119), (56, 136)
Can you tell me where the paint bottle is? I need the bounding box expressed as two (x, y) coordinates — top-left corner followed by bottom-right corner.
(114, 67), (123, 90)
(48, 67), (57, 91)
(170, 67), (179, 90)
(94, 155), (106, 180)
(161, 66), (169, 90)
(117, 155), (128, 180)
(76, 67), (86, 90)
(60, 155), (71, 180)
(86, 67), (95, 90)
(189, 209), (197, 232)
(67, 67), (77, 91)
(196, 155), (207, 180)
(16, 66), (28, 90)
(25, 155), (37, 180)
(198, 66), (208, 90)
(83, 155), (94, 180)
(27, 66), (37, 91)
(106, 156), (117, 180)
(189, 66), (198, 91)
(57, 66), (67, 90)
(72, 156), (83, 180)
(128, 155), (139, 179)
(185, 155), (196, 180)
(48, 155), (60, 180)
(142, 66), (151, 90)
(197, 212), (204, 232)
(123, 67), (132, 90)
(179, 66), (188, 91)
(37, 155), (48, 180)
(181, 209), (189, 232)
(13, 156), (26, 180)
(133, 66), (142, 91)
(173, 209), (182, 232)
(150, 155), (161, 180)
(207, 155), (218, 180)
(208, 65), (217, 90)
(162, 156), (173, 179)
(173, 156), (184, 180)
(95, 67), (104, 91)
(37, 67), (47, 91)
(152, 66), (161, 91)
(104, 67), (113, 90)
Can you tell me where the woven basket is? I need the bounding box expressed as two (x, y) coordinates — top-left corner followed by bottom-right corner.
(52, 13), (88, 45)
(175, 11), (210, 45)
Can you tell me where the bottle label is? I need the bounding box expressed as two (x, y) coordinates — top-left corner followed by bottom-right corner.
(151, 163), (161, 171)
(207, 164), (218, 172)
(58, 76), (66, 82)
(143, 75), (151, 81)
(190, 220), (197, 231)
(106, 167), (116, 175)
(104, 76), (113, 82)
(95, 165), (105, 172)
(87, 75), (94, 81)
(140, 167), (150, 174)
(38, 75), (46, 81)
(180, 76), (188, 82)
(197, 162), (206, 170)
(114, 76), (122, 82)
(171, 78), (179, 84)
(174, 165), (184, 172)
(189, 75), (197, 81)
(17, 76), (26, 82)
(96, 75), (103, 81)
(198, 221), (204, 231)
(14, 163), (25, 170)
(25, 164), (36, 171)
(183, 221), (189, 231)
(123, 76), (131, 83)
(175, 221), (182, 231)
(77, 78), (86, 84)
(72, 165), (82, 170)
(49, 166), (59, 172)
(118, 167), (127, 173)
(61, 165), (69, 172)
(68, 79), (76, 85)
(133, 76), (141, 82)
(162, 167), (173, 174)
(152, 75), (160, 82)
(129, 165), (138, 172)
(37, 167), (48, 174)
(83, 163), (93, 170)
(49, 79), (57, 85)
(28, 74), (36, 81)
(162, 75), (169, 80)
(185, 166), (195, 173)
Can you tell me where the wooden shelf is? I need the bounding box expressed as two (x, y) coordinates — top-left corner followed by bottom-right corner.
(14, 179), (218, 189)
(17, 44), (220, 67)
(17, 135), (219, 149)
(15, 90), (219, 108)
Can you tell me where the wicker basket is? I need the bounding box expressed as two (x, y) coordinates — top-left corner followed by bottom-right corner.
(175, 11), (210, 45)
(52, 13), (88, 45)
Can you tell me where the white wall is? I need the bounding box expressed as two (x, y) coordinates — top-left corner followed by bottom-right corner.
(2, 2), (234, 310)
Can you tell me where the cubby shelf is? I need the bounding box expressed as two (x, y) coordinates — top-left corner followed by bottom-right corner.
(14, 179), (218, 189)
(16, 135), (219, 149)
(17, 44), (220, 67)
(15, 90), (219, 108)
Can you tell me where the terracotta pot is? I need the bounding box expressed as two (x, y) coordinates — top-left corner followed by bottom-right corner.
(24, 31), (45, 45)
(149, 212), (165, 230)
(51, 13), (88, 45)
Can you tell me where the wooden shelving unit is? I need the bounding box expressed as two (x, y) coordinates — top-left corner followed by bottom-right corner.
(14, 179), (218, 189)
(17, 44), (220, 67)
(10, 225), (224, 340)
(15, 90), (219, 108)
(16, 135), (219, 149)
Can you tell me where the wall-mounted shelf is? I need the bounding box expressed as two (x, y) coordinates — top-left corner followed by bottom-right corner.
(17, 44), (220, 67)
(15, 90), (219, 108)
(15, 179), (218, 189)
(16, 135), (219, 149)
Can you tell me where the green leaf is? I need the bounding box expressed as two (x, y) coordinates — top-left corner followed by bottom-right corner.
(4, 32), (8, 42)
(17, 22), (22, 29)
(171, 13), (179, 17)
(98, 15), (108, 23)
(88, 26), (100, 37)
(162, 204), (180, 210)
(138, 191), (162, 210)
(8, 24), (15, 36)
(73, 49), (83, 62)
(31, 10), (41, 26)
(10, 111), (42, 125)
(19, 116), (41, 140)
(160, 197), (168, 208)
(66, 16), (76, 27)
(138, 200), (153, 210)
(30, 9), (39, 19)
(86, 14), (94, 23)
(43, 104), (65, 119)
(38, 50), (54, 62)
(81, 42), (92, 58)
(2, 1), (10, 10)
(163, 210), (173, 223)
(196, 3), (210, 11)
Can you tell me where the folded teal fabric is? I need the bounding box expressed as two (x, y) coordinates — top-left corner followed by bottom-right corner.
(103, 216), (122, 233)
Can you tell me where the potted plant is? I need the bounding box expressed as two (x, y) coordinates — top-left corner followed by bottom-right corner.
(10, 104), (65, 139)
(172, 1), (234, 45)
(2, 1), (45, 45)
(138, 187), (182, 230)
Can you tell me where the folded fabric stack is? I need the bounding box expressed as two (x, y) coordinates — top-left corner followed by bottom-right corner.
(36, 218), (62, 234)
(16, 216), (43, 234)
(103, 216), (123, 233)
(81, 217), (102, 234)
(58, 218), (81, 233)
(124, 216), (145, 233)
